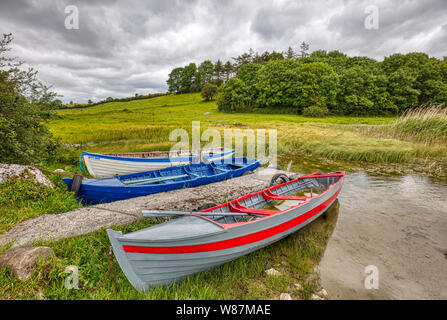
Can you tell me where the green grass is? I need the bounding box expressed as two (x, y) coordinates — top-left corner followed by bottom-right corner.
(50, 93), (392, 145)
(0, 202), (339, 300)
(357, 105), (447, 146)
(0, 177), (81, 235)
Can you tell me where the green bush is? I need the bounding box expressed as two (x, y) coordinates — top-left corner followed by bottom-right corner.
(0, 34), (60, 164)
(217, 78), (251, 112)
(0, 71), (58, 164)
(302, 105), (329, 117)
(200, 82), (218, 101)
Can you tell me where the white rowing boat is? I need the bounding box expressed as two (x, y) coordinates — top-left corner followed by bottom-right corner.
(80, 148), (235, 178)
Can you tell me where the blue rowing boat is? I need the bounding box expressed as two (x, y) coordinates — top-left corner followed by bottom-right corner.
(63, 157), (260, 204)
(80, 148), (235, 178)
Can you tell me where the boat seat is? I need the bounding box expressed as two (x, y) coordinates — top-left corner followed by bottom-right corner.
(228, 201), (278, 216)
(261, 190), (310, 201)
(183, 165), (199, 177)
(209, 162), (229, 172)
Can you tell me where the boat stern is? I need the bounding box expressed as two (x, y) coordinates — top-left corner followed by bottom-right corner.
(62, 177), (73, 190)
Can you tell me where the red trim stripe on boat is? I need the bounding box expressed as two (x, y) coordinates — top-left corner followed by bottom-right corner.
(122, 188), (341, 254)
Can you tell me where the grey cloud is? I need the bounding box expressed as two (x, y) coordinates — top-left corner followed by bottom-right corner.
(0, 0), (446, 103)
(328, 0), (447, 57)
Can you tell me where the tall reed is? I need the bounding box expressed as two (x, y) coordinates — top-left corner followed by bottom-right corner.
(390, 105), (447, 146)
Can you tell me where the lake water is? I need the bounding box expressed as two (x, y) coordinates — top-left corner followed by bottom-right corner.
(279, 156), (447, 299)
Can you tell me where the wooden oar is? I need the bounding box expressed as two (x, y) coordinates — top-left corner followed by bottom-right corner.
(142, 210), (253, 218)
(122, 174), (189, 185)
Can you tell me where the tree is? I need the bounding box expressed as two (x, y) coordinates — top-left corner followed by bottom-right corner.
(285, 46), (296, 59)
(223, 61), (234, 81)
(236, 63), (262, 99)
(167, 46), (447, 116)
(255, 59), (302, 110)
(0, 33), (59, 164)
(252, 51), (284, 65)
(237, 63), (262, 88)
(297, 62), (338, 110)
(180, 63), (197, 93)
(336, 65), (397, 115)
(209, 78), (224, 87)
(166, 67), (183, 93)
(250, 60), (338, 114)
(387, 67), (420, 110)
(214, 59), (224, 81)
(299, 42), (310, 58)
(197, 60), (214, 89)
(232, 52), (253, 69)
(201, 82), (218, 101)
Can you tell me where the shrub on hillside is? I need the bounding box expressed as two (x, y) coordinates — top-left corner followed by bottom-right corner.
(201, 82), (218, 101)
(302, 105), (329, 117)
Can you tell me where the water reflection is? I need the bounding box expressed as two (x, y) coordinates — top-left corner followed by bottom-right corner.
(318, 171), (446, 299)
(277, 154), (447, 298)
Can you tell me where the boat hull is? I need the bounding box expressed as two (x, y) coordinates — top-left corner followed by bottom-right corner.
(64, 157), (260, 204)
(82, 149), (235, 178)
(107, 172), (344, 291)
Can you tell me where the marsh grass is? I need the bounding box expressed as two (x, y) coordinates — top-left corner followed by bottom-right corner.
(360, 105), (447, 147)
(277, 123), (439, 163)
(391, 105), (447, 145)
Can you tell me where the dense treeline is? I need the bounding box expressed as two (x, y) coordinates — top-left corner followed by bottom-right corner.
(58, 92), (168, 110)
(166, 48), (286, 94)
(168, 43), (447, 116)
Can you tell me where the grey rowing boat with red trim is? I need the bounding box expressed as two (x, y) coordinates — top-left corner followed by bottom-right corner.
(107, 171), (345, 291)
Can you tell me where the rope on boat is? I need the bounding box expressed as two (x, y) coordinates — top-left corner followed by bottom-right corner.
(78, 154), (89, 175)
(78, 246), (118, 295)
(94, 206), (141, 219)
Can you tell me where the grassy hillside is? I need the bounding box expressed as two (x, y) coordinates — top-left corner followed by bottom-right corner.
(50, 93), (446, 166)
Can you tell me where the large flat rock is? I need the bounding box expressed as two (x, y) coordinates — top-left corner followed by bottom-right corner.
(0, 168), (294, 247)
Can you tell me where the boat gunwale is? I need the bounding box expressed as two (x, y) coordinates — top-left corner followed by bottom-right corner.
(81, 157), (258, 189)
(120, 186), (342, 251)
(82, 149), (235, 163)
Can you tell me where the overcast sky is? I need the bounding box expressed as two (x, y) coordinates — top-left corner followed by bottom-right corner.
(1, 0), (446, 103)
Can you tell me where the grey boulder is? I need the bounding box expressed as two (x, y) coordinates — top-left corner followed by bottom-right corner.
(0, 246), (55, 281)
